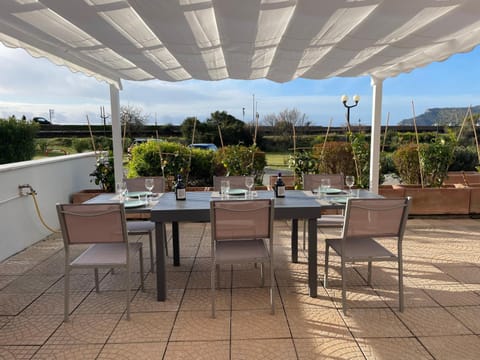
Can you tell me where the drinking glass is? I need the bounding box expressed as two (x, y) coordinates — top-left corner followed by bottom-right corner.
(319, 178), (330, 199)
(145, 178), (154, 203)
(116, 181), (128, 202)
(345, 175), (355, 194)
(245, 177), (254, 199)
(220, 180), (230, 199)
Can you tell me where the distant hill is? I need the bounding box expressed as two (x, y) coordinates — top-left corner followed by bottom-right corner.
(398, 106), (480, 126)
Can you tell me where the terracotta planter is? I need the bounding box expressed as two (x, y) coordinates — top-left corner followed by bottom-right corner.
(398, 185), (471, 215)
(70, 189), (105, 204)
(379, 185), (406, 198)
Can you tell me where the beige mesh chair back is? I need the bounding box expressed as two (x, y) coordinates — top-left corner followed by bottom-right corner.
(269, 175), (296, 189)
(210, 199), (275, 318)
(303, 173), (344, 191)
(213, 175), (253, 191)
(324, 197), (411, 315)
(57, 203), (144, 322)
(125, 176), (165, 193)
(124, 176), (166, 269)
(302, 174), (346, 249)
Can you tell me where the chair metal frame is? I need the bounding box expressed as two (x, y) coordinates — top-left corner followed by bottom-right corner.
(57, 203), (144, 322)
(210, 198), (275, 318)
(125, 176), (167, 271)
(324, 197), (411, 315)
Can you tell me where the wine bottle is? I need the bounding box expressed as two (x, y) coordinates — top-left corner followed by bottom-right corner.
(275, 172), (286, 198)
(175, 175), (186, 200)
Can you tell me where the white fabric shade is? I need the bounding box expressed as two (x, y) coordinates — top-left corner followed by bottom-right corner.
(1, 0), (479, 88)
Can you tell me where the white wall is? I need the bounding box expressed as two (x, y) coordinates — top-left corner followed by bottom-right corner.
(0, 152), (98, 262)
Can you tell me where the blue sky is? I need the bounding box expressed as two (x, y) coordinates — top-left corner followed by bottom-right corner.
(1, 43), (479, 127)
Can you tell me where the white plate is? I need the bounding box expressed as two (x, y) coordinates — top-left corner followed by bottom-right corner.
(319, 188), (343, 194)
(227, 188), (247, 196)
(327, 196), (348, 204)
(124, 200), (146, 208)
(127, 191), (151, 198)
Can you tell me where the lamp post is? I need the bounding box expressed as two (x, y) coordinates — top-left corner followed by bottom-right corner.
(341, 94), (360, 130)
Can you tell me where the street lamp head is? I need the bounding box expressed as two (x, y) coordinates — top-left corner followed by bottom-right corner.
(353, 95), (360, 103)
(341, 95), (348, 103)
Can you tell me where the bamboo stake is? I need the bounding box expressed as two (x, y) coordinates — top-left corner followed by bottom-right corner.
(292, 122), (297, 185)
(86, 115), (96, 153)
(411, 100), (424, 188)
(186, 117), (198, 186)
(456, 107), (470, 142)
(381, 112), (390, 153)
(321, 118), (332, 158)
(122, 116), (127, 151)
(217, 124), (224, 148)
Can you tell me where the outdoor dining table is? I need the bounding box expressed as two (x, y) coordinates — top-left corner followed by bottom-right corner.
(87, 189), (380, 301)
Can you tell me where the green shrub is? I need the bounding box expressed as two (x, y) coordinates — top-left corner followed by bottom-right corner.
(188, 148), (216, 186)
(449, 146), (478, 171)
(313, 141), (356, 177)
(392, 143), (421, 185)
(288, 150), (317, 188)
(72, 138), (92, 153)
(90, 152), (115, 192)
(0, 117), (38, 164)
(419, 135), (456, 187)
(215, 145), (266, 185)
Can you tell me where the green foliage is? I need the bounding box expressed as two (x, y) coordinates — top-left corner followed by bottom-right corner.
(313, 141), (356, 177)
(288, 150), (317, 188)
(0, 117), (38, 164)
(90, 153), (115, 192)
(188, 148), (216, 186)
(392, 143), (421, 185)
(72, 138), (92, 153)
(216, 145), (266, 184)
(449, 146), (478, 171)
(419, 134), (456, 187)
(349, 133), (370, 188)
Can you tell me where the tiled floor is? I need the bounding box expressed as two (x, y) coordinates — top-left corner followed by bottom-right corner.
(1, 218), (480, 359)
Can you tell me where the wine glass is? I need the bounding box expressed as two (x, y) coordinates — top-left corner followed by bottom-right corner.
(245, 177), (254, 199)
(345, 175), (355, 195)
(145, 178), (154, 203)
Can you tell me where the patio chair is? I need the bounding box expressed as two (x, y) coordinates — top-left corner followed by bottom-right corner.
(324, 197), (411, 315)
(269, 174), (296, 190)
(210, 198), (275, 318)
(302, 174), (345, 249)
(56, 203), (144, 322)
(125, 176), (166, 270)
(213, 175), (254, 191)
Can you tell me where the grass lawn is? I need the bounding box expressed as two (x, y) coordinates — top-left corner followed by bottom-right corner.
(265, 152), (290, 168)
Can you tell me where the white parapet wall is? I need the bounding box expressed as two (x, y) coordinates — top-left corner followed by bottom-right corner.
(0, 152), (99, 262)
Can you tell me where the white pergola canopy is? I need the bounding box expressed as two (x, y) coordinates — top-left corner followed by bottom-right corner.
(1, 0), (480, 191)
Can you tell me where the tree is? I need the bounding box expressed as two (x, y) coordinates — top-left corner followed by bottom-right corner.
(180, 117), (206, 143)
(120, 105), (148, 138)
(206, 111), (251, 146)
(262, 108), (310, 136)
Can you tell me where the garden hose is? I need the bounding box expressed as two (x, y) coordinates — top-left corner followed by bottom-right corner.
(29, 188), (60, 233)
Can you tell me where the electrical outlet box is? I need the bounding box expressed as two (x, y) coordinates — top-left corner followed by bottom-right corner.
(18, 184), (31, 196)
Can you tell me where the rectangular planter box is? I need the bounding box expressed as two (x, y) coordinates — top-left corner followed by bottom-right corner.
(402, 186), (471, 215)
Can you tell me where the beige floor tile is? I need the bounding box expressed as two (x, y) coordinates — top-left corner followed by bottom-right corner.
(0, 345), (40, 359)
(341, 308), (411, 338)
(99, 342), (168, 359)
(274, 269), (309, 287)
(1, 274), (61, 294)
(191, 257), (212, 272)
(231, 338), (297, 360)
(279, 285), (336, 309)
(31, 344), (103, 359)
(294, 336), (364, 360)
(109, 312), (176, 343)
(131, 288), (183, 312)
(231, 309), (290, 340)
(375, 286), (438, 308)
(232, 287), (281, 311)
(23, 292), (87, 316)
(423, 283), (480, 306)
(326, 287), (389, 310)
(0, 275), (19, 290)
(231, 268), (273, 288)
(170, 310), (230, 341)
(164, 340), (229, 360)
(285, 307), (350, 339)
(46, 313), (121, 345)
(73, 290), (135, 315)
(143, 271), (190, 290)
(448, 306), (480, 334)
(181, 288), (230, 311)
(188, 271), (231, 289)
(357, 337), (434, 360)
(397, 307), (472, 336)
(0, 260), (35, 275)
(419, 335), (480, 360)
(47, 274), (97, 293)
(438, 266), (480, 284)
(0, 293), (41, 316)
(166, 257), (195, 272)
(0, 314), (64, 345)
(97, 271), (145, 291)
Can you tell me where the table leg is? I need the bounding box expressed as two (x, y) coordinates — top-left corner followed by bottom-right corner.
(155, 222), (167, 301)
(291, 218), (298, 263)
(308, 218), (318, 298)
(172, 221), (180, 266)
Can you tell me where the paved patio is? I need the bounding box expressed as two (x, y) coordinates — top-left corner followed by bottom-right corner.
(1, 217), (480, 359)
